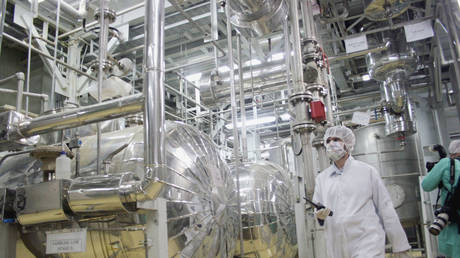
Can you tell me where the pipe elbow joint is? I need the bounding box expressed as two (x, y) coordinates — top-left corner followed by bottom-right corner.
(16, 72), (25, 81)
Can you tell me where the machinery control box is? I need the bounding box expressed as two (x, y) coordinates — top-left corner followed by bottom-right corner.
(15, 180), (71, 225)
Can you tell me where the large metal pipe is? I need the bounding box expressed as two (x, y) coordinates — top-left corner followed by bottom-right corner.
(226, 3), (244, 256)
(237, 34), (248, 161)
(96, 0), (111, 175)
(290, 0), (304, 91)
(8, 93), (143, 140)
(142, 0), (166, 198)
(47, 0), (87, 18)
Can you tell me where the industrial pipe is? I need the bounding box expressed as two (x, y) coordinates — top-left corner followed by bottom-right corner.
(46, 0), (87, 19)
(237, 34), (248, 161)
(226, 2), (244, 256)
(0, 72), (25, 112)
(7, 93), (144, 141)
(0, 0), (6, 56)
(141, 0), (166, 200)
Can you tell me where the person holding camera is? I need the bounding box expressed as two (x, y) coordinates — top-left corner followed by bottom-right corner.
(422, 140), (460, 258)
(313, 126), (411, 258)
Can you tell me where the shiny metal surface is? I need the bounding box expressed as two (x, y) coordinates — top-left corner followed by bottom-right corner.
(235, 161), (297, 257)
(68, 173), (139, 213)
(15, 180), (71, 225)
(1, 122), (238, 257)
(353, 123), (421, 224)
(367, 33), (417, 136)
(8, 93), (143, 141)
(143, 0), (166, 176)
(227, 0), (287, 36)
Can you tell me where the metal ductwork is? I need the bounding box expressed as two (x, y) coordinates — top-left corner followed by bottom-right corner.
(227, 0), (288, 36)
(367, 31), (417, 136)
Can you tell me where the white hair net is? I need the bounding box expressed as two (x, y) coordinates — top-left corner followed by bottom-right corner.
(324, 126), (356, 151)
(448, 140), (460, 154)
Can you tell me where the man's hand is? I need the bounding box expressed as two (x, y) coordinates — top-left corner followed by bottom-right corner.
(316, 208), (331, 220)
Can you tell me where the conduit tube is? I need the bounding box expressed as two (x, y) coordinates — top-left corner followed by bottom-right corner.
(226, 2), (244, 256)
(141, 0), (166, 199)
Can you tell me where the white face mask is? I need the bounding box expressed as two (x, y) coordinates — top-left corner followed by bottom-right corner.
(326, 141), (347, 161)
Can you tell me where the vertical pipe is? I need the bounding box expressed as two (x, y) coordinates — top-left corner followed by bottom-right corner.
(443, 0), (460, 121)
(237, 34), (248, 161)
(50, 0), (62, 110)
(96, 0), (110, 174)
(16, 73), (24, 113)
(143, 0), (166, 173)
(25, 30), (33, 115)
(225, 3), (244, 256)
(283, 21), (292, 95)
(0, 0), (7, 56)
(300, 0), (316, 40)
(290, 0), (304, 90)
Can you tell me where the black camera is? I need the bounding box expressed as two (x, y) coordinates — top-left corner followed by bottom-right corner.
(426, 144), (447, 172)
(429, 207), (450, 235)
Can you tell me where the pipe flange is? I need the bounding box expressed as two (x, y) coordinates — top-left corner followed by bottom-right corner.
(94, 8), (117, 23)
(89, 59), (115, 73)
(312, 137), (324, 147)
(289, 92), (312, 105)
(306, 83), (327, 96)
(292, 122), (316, 133)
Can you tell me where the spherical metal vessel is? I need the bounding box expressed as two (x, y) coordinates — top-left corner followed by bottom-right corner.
(0, 121), (238, 258)
(353, 123), (421, 224)
(234, 161), (297, 257)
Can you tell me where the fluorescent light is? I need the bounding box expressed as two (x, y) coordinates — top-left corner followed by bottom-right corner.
(185, 72), (202, 82)
(218, 64), (237, 73)
(270, 53), (284, 61)
(225, 116), (276, 129)
(280, 113), (290, 121)
(362, 74), (371, 81)
(244, 59), (262, 66)
(218, 66), (230, 73)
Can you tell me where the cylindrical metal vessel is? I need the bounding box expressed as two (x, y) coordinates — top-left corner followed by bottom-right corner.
(234, 161), (297, 257)
(227, 0), (288, 36)
(353, 123), (421, 224)
(0, 122), (238, 258)
(366, 31), (418, 136)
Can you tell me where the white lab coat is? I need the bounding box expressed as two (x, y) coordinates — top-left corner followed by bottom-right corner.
(312, 157), (410, 258)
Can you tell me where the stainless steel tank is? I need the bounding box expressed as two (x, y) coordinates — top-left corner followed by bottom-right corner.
(353, 122), (421, 225)
(234, 161), (297, 257)
(367, 31), (418, 136)
(0, 121), (238, 258)
(227, 0), (288, 36)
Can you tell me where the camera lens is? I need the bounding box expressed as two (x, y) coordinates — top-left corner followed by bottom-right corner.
(429, 213), (449, 236)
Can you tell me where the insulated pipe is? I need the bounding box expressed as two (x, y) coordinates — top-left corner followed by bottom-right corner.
(46, 0), (87, 19)
(96, 0), (111, 175)
(142, 0), (166, 198)
(300, 0), (316, 40)
(7, 93), (144, 140)
(237, 34), (248, 161)
(290, 1), (304, 91)
(225, 3), (244, 256)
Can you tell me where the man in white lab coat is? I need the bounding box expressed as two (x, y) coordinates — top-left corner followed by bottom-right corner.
(312, 126), (411, 258)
